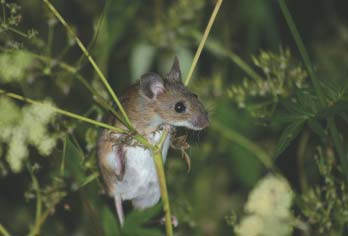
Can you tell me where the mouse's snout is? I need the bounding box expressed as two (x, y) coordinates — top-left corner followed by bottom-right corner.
(192, 112), (210, 130)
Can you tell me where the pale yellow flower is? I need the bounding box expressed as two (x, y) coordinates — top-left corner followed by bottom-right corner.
(38, 136), (57, 156)
(235, 215), (264, 236)
(0, 98), (21, 127)
(0, 50), (34, 83)
(6, 128), (28, 173)
(235, 175), (294, 236)
(245, 175), (293, 218)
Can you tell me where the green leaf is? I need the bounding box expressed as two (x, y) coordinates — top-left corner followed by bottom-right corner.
(76, 172), (99, 190)
(102, 207), (120, 236)
(274, 120), (304, 159)
(307, 119), (326, 140)
(94, 0), (141, 73)
(123, 204), (163, 236)
(63, 136), (86, 185)
(130, 42), (156, 82)
(319, 101), (348, 118)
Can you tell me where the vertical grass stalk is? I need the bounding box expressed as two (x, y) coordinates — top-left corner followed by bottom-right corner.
(153, 148), (173, 236)
(185, 0), (223, 86)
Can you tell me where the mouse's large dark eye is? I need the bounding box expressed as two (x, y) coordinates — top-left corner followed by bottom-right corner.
(175, 102), (186, 113)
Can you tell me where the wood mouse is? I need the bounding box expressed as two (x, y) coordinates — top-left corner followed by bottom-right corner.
(97, 57), (209, 227)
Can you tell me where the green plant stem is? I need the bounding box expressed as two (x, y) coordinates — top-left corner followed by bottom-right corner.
(7, 27), (28, 38)
(296, 130), (309, 192)
(184, 0), (223, 86)
(60, 136), (67, 175)
(278, 0), (348, 181)
(28, 165), (43, 236)
(212, 121), (273, 169)
(47, 22), (54, 57)
(152, 148), (173, 236)
(1, 2), (6, 22)
(0, 224), (11, 236)
(327, 117), (348, 175)
(27, 193), (66, 236)
(42, 0), (132, 128)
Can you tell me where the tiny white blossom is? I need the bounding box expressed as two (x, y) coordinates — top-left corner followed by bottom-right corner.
(235, 215), (264, 236)
(38, 136), (57, 156)
(235, 175), (294, 236)
(6, 128), (28, 173)
(245, 175), (293, 218)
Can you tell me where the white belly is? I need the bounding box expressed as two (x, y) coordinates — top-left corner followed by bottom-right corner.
(113, 131), (171, 209)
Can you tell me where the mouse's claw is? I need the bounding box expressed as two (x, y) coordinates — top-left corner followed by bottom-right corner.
(160, 215), (179, 228)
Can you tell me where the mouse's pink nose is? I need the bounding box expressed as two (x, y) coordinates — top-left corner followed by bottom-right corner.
(193, 114), (210, 129)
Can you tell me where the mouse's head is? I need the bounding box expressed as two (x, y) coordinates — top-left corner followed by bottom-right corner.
(139, 57), (209, 130)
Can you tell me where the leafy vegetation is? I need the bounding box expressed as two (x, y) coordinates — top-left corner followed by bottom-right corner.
(1, 0), (348, 235)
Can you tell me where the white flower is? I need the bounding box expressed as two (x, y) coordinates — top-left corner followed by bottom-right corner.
(245, 175), (293, 218)
(38, 136), (57, 156)
(0, 99), (58, 173)
(235, 175), (294, 236)
(0, 50), (34, 83)
(6, 128), (28, 173)
(28, 101), (56, 124)
(0, 98), (21, 127)
(235, 215), (264, 236)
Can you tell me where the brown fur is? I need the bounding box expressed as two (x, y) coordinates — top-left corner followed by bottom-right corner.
(98, 58), (209, 197)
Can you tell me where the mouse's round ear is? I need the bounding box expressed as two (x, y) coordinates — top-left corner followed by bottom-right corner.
(139, 72), (165, 100)
(166, 56), (181, 82)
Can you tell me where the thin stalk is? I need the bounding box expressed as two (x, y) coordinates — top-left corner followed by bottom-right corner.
(8, 27), (28, 38)
(60, 136), (67, 175)
(327, 117), (348, 175)
(212, 121), (273, 169)
(278, 0), (348, 181)
(152, 148), (173, 236)
(47, 23), (54, 57)
(0, 89), (126, 134)
(27, 192), (65, 236)
(185, 0), (223, 86)
(1, 1), (6, 22)
(296, 130), (309, 192)
(0, 224), (11, 236)
(28, 165), (43, 236)
(42, 0), (132, 127)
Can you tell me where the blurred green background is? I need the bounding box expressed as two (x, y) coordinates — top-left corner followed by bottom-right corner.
(1, 0), (348, 235)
